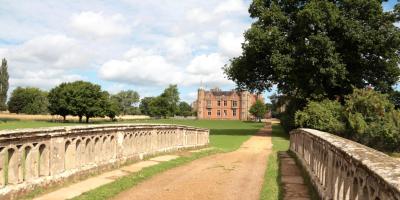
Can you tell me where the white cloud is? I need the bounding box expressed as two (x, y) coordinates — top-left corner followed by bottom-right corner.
(218, 32), (244, 58)
(184, 53), (234, 87)
(10, 69), (84, 89)
(164, 37), (192, 62)
(214, 0), (247, 14)
(186, 8), (213, 24)
(186, 53), (225, 75)
(70, 11), (131, 38)
(99, 47), (182, 86)
(11, 35), (90, 69)
(0, 34), (91, 89)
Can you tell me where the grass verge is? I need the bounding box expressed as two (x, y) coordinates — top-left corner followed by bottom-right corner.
(260, 124), (290, 200)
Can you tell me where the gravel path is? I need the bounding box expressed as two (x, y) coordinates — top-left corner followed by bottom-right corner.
(113, 126), (272, 200)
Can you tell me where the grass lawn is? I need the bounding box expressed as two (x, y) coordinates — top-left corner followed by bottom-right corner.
(17, 119), (263, 200)
(260, 124), (290, 200)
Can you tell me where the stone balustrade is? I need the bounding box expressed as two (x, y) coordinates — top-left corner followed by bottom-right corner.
(290, 128), (400, 200)
(0, 124), (209, 199)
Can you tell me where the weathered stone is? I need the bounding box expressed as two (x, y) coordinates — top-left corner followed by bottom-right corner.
(0, 124), (209, 199)
(290, 128), (400, 200)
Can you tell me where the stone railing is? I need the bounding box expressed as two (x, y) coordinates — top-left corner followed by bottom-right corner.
(290, 128), (400, 200)
(0, 124), (209, 199)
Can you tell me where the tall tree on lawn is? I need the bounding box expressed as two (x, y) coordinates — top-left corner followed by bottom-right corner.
(0, 58), (9, 111)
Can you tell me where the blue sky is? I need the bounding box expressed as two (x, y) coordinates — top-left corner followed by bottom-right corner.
(0, 0), (398, 103)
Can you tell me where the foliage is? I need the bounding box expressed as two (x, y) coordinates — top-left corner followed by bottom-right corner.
(249, 99), (267, 122)
(0, 58), (9, 111)
(296, 89), (400, 152)
(160, 84), (180, 116)
(225, 0), (400, 101)
(388, 90), (400, 109)
(48, 81), (109, 123)
(105, 94), (123, 120)
(295, 100), (345, 135)
(141, 85), (181, 118)
(112, 90), (140, 115)
(148, 96), (170, 118)
(177, 101), (193, 117)
(139, 97), (155, 116)
(344, 89), (400, 151)
(8, 87), (49, 114)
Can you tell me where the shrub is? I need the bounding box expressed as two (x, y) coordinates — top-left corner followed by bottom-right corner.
(344, 89), (400, 152)
(295, 100), (345, 135)
(294, 88), (400, 152)
(8, 87), (49, 114)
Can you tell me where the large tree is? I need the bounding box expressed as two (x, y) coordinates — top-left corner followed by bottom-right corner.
(177, 101), (193, 117)
(160, 84), (180, 116)
(48, 81), (109, 123)
(112, 90), (140, 115)
(225, 0), (400, 101)
(140, 97), (155, 116)
(8, 87), (48, 114)
(0, 58), (9, 111)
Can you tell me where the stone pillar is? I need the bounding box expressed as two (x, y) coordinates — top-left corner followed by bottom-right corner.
(49, 137), (65, 175)
(0, 148), (4, 187)
(116, 131), (124, 159)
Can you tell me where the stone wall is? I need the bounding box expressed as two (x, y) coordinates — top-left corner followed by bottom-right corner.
(290, 128), (400, 200)
(0, 124), (209, 199)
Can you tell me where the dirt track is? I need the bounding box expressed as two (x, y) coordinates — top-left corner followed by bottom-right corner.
(113, 126), (272, 200)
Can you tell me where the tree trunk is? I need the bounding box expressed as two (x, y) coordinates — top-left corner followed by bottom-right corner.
(63, 115), (66, 122)
(86, 116), (89, 123)
(79, 115), (82, 123)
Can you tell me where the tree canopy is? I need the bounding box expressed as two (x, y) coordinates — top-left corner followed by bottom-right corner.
(139, 85), (182, 118)
(249, 99), (267, 122)
(8, 87), (48, 114)
(0, 58), (9, 111)
(48, 81), (110, 122)
(112, 90), (140, 115)
(177, 101), (193, 117)
(225, 0), (400, 101)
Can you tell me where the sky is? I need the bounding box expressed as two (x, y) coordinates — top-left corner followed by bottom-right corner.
(0, 0), (398, 103)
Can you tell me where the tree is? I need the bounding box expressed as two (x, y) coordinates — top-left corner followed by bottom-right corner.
(178, 102), (193, 117)
(148, 96), (170, 118)
(105, 93), (123, 121)
(160, 84), (180, 116)
(8, 87), (48, 114)
(140, 97), (155, 116)
(0, 58), (9, 111)
(249, 100), (267, 122)
(112, 90), (140, 115)
(48, 83), (72, 121)
(48, 81), (109, 123)
(225, 0), (400, 130)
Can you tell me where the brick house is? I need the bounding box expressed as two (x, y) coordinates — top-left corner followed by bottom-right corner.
(195, 87), (263, 120)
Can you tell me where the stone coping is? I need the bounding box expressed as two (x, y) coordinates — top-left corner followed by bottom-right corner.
(0, 123), (209, 139)
(295, 128), (400, 193)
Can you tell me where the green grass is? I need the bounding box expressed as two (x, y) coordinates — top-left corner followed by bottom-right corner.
(17, 119), (263, 200)
(260, 124), (290, 200)
(0, 120), (80, 130)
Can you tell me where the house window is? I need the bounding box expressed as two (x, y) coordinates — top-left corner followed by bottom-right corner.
(207, 100), (211, 107)
(217, 100), (221, 106)
(232, 100), (238, 107)
(208, 109), (211, 116)
(233, 109), (237, 116)
(224, 100), (227, 106)
(223, 110), (227, 116)
(217, 110), (221, 116)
